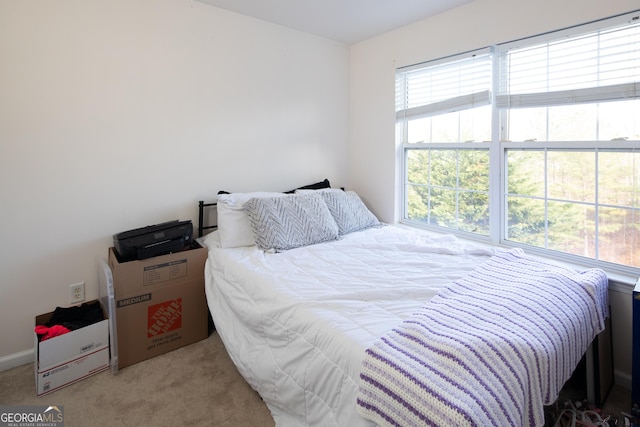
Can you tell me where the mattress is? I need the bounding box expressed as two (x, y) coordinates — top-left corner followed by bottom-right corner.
(202, 225), (496, 426)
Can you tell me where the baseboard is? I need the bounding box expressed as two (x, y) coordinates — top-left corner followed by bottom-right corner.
(0, 349), (34, 372)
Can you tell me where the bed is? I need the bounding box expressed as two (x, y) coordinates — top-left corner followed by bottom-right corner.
(197, 185), (609, 427)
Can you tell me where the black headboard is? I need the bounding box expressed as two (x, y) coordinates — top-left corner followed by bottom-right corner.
(197, 201), (218, 238)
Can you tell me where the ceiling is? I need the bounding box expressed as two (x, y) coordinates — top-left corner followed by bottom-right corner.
(194, 0), (473, 44)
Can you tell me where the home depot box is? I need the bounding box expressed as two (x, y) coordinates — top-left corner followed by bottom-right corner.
(107, 244), (208, 370)
(34, 301), (109, 396)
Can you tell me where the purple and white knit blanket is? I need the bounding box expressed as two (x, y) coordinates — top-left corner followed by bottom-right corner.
(356, 248), (608, 427)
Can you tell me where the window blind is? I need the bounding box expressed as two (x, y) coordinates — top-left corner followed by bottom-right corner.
(496, 14), (640, 109)
(396, 50), (492, 121)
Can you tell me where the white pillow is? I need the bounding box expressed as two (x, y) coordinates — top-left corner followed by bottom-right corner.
(216, 192), (285, 248)
(196, 230), (220, 249)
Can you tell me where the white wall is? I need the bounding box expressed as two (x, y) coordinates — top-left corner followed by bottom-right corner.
(0, 0), (350, 363)
(349, 0), (639, 387)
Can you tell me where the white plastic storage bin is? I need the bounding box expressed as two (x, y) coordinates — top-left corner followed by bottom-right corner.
(98, 257), (119, 374)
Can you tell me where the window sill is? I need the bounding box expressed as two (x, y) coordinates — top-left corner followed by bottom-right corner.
(395, 221), (639, 294)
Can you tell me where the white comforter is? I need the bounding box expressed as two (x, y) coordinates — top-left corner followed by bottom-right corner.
(203, 225), (495, 426)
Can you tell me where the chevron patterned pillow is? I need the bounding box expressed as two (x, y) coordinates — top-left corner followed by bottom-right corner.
(245, 193), (339, 252)
(309, 189), (380, 235)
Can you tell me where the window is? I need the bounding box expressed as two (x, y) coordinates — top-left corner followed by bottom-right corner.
(399, 50), (493, 235)
(400, 11), (640, 273)
(406, 147), (491, 234)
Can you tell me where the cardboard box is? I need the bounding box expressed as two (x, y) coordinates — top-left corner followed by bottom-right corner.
(106, 244), (208, 370)
(34, 302), (109, 396)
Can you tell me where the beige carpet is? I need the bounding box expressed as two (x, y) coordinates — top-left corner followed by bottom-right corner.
(0, 332), (274, 427)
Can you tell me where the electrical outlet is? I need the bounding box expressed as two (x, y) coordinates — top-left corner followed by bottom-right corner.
(70, 282), (85, 304)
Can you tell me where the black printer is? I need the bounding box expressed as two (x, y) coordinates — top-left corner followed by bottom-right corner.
(113, 220), (193, 262)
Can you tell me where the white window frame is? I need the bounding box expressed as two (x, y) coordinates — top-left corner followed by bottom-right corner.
(400, 11), (640, 279)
